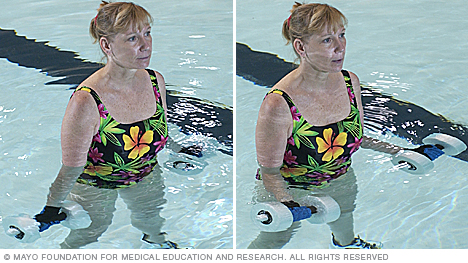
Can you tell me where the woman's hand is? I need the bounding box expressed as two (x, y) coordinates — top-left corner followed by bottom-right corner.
(179, 145), (203, 157)
(281, 200), (318, 214)
(34, 206), (67, 232)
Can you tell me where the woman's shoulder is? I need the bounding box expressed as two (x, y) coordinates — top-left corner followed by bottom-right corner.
(70, 70), (103, 107)
(260, 88), (291, 121)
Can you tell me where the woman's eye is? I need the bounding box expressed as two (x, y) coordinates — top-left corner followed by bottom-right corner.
(145, 31), (151, 37)
(323, 38), (331, 43)
(340, 33), (346, 38)
(128, 36), (136, 41)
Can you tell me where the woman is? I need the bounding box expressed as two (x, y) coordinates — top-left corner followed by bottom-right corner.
(252, 3), (403, 249)
(33, 1), (196, 249)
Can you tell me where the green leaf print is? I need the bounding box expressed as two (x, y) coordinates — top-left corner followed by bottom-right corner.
(96, 172), (126, 182)
(342, 105), (362, 139)
(292, 118), (319, 149)
(105, 152), (150, 174)
(294, 176), (316, 183)
(99, 117), (125, 146)
(145, 104), (168, 137)
(300, 155), (351, 175)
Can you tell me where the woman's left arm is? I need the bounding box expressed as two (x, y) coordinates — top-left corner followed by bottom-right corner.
(349, 72), (403, 154)
(154, 70), (202, 156)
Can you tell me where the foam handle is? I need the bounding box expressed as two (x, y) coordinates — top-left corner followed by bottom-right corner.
(421, 145), (445, 161)
(250, 202), (293, 232)
(289, 206), (313, 222)
(298, 194), (341, 224)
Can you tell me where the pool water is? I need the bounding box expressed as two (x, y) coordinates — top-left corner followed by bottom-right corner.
(0, 0), (232, 249)
(236, 0), (468, 249)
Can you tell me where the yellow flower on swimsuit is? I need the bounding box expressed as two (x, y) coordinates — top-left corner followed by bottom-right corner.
(316, 128), (347, 162)
(123, 126), (154, 159)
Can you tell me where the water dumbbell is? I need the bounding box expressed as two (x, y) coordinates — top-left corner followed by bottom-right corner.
(391, 133), (467, 174)
(164, 151), (207, 175)
(250, 194), (341, 232)
(3, 200), (91, 243)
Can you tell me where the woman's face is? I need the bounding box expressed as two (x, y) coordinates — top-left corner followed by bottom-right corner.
(297, 26), (346, 73)
(105, 24), (153, 69)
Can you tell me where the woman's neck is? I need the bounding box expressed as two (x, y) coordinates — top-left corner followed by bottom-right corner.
(294, 62), (331, 91)
(101, 62), (140, 89)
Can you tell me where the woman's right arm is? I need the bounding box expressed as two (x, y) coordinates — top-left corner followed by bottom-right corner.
(34, 90), (99, 228)
(255, 92), (294, 202)
(46, 90), (99, 207)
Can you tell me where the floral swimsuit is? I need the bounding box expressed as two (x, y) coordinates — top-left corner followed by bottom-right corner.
(75, 69), (168, 189)
(260, 70), (363, 188)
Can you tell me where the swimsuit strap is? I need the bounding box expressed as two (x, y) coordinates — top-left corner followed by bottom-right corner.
(265, 88), (296, 109)
(341, 70), (358, 107)
(74, 86), (101, 106)
(145, 68), (161, 94)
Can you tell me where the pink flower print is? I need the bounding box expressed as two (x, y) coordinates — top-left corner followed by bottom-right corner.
(287, 136), (295, 146)
(284, 150), (298, 165)
(116, 171), (148, 185)
(347, 87), (355, 103)
(306, 172), (331, 181)
(92, 133), (102, 143)
(153, 87), (161, 102)
(140, 154), (154, 163)
(335, 156), (349, 165)
(116, 172), (140, 185)
(347, 137), (363, 154)
(306, 172), (332, 185)
(116, 170), (134, 179)
(290, 106), (301, 122)
(89, 147), (104, 163)
(139, 166), (153, 175)
(153, 135), (168, 154)
(334, 166), (349, 177)
(98, 104), (109, 119)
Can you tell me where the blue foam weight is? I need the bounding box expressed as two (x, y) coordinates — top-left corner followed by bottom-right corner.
(289, 206), (313, 222)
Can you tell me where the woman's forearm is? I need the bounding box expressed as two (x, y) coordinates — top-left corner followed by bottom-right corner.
(259, 165), (294, 202)
(360, 135), (404, 155)
(46, 165), (84, 207)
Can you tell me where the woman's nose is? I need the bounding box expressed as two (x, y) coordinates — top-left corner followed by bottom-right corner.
(335, 38), (345, 53)
(140, 37), (151, 51)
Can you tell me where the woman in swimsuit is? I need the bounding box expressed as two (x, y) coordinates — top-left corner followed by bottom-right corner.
(252, 3), (402, 249)
(33, 1), (198, 249)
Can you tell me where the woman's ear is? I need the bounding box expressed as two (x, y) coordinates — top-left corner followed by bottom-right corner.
(293, 38), (306, 57)
(99, 37), (112, 55)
